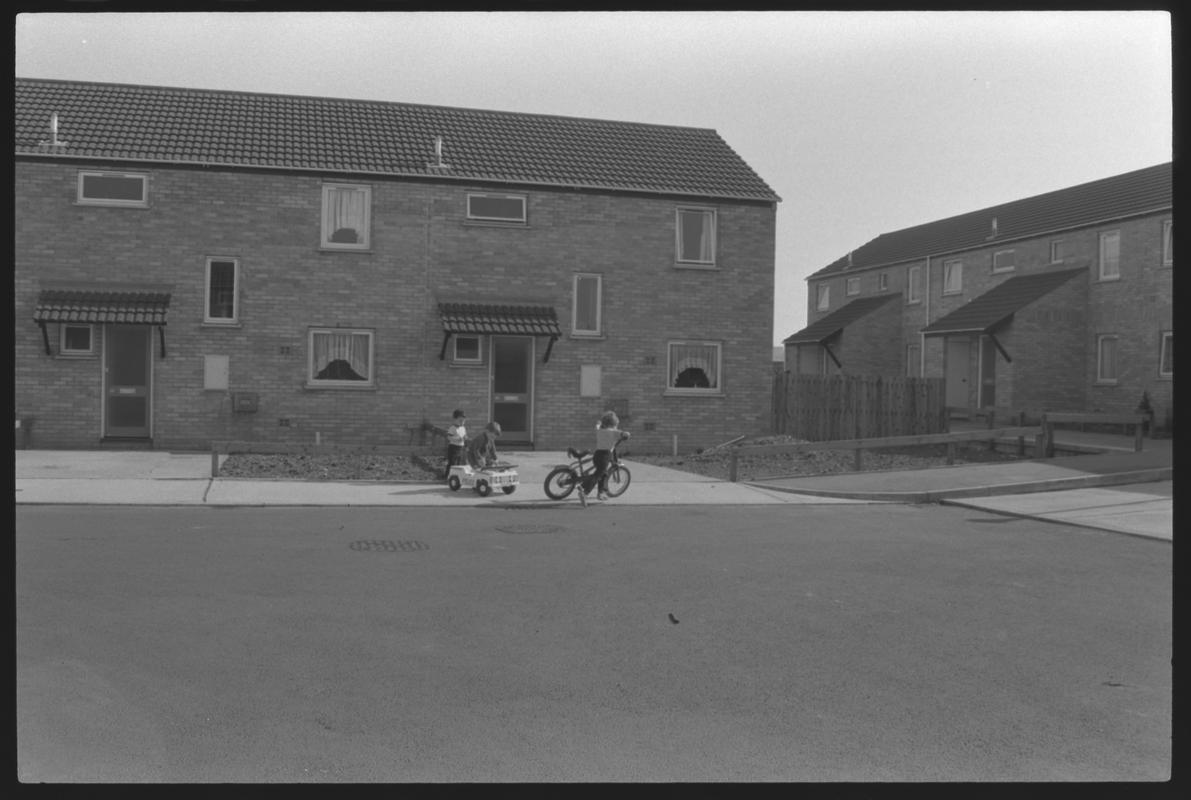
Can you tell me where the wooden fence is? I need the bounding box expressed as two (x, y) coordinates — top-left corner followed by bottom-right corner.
(772, 373), (947, 441)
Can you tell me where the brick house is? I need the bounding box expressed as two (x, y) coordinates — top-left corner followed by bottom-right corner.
(15, 78), (780, 452)
(783, 162), (1172, 429)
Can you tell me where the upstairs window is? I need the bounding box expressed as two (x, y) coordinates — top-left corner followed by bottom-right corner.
(816, 283), (830, 311)
(60, 324), (93, 356)
(878, 272), (889, 292)
(676, 207), (716, 266)
(205, 258), (239, 323)
(467, 193), (526, 223)
(321, 184), (371, 249)
(572, 273), (603, 336)
(992, 249), (1016, 273)
(942, 260), (963, 295)
(845, 277), (860, 296)
(1099, 231), (1120, 280)
(907, 265), (923, 303)
(668, 341), (721, 393)
(1163, 221), (1173, 266)
(1050, 239), (1067, 264)
(308, 328), (374, 386)
(77, 171), (148, 207)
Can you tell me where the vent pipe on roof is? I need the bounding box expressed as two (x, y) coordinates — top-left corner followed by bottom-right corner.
(988, 216), (999, 239)
(429, 136), (451, 169)
(846, 251), (853, 268)
(39, 113), (67, 148)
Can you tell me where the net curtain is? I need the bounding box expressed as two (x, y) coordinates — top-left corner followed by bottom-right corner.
(324, 187), (367, 243)
(313, 332), (370, 379)
(671, 343), (718, 387)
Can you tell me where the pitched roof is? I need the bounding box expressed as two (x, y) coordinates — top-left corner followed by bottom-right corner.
(782, 293), (901, 344)
(14, 77), (779, 203)
(438, 303), (562, 337)
(811, 162), (1171, 279)
(920, 267), (1086, 336)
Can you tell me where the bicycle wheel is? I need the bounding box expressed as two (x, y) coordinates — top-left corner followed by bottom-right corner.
(604, 464), (631, 498)
(543, 466), (577, 500)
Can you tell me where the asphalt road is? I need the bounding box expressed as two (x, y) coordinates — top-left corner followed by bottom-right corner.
(16, 504), (1172, 783)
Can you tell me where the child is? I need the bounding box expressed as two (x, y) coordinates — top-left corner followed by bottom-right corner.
(465, 421), (502, 470)
(443, 409), (467, 479)
(580, 411), (631, 504)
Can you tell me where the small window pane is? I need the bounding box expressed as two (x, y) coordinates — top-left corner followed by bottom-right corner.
(207, 260), (237, 321)
(1163, 221), (1173, 265)
(878, 272), (888, 291)
(846, 277), (860, 296)
(677, 209), (715, 263)
(993, 250), (1015, 272)
(943, 261), (963, 294)
(1100, 232), (1120, 279)
(907, 266), (922, 302)
(468, 195), (525, 222)
(1097, 336), (1118, 381)
(454, 336), (481, 362)
(61, 325), (92, 353)
(322, 185), (370, 248)
(669, 342), (720, 390)
(311, 331), (372, 383)
(816, 284), (830, 311)
(1050, 240), (1066, 263)
(79, 173), (146, 204)
(574, 275), (601, 334)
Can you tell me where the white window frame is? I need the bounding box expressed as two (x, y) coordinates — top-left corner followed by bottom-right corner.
(845, 277), (860, 296)
(1096, 334), (1119, 384)
(321, 183), (372, 250)
(1159, 331), (1172, 378)
(878, 272), (889, 292)
(1162, 220), (1172, 267)
(1050, 239), (1066, 264)
(816, 283), (830, 311)
(466, 193), (527, 223)
(942, 260), (963, 295)
(675, 207), (717, 266)
(572, 273), (603, 336)
(992, 249), (1016, 273)
(666, 340), (722, 395)
(59, 323), (94, 356)
(1098, 230), (1121, 281)
(77, 171), (148, 207)
(204, 257), (240, 324)
(307, 328), (375, 388)
(907, 265), (923, 304)
(453, 335), (483, 365)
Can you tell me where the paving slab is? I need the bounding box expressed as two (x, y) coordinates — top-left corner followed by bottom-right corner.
(944, 485), (1173, 541)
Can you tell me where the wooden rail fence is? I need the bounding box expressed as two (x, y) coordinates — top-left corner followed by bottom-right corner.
(772, 373), (947, 441)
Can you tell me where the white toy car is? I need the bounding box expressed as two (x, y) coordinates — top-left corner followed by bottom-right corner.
(447, 462), (519, 496)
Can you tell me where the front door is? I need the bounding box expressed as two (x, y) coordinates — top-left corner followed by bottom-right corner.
(491, 336), (534, 444)
(104, 325), (152, 438)
(945, 337), (972, 414)
(979, 335), (997, 408)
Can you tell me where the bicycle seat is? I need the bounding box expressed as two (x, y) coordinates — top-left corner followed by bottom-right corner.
(567, 448), (590, 460)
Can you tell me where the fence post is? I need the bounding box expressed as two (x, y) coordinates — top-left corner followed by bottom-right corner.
(211, 443), (220, 478)
(729, 451), (738, 483)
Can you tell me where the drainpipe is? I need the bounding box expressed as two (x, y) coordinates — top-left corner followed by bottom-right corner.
(921, 255), (930, 376)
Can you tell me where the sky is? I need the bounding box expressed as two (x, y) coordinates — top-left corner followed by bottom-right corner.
(14, 10), (1172, 347)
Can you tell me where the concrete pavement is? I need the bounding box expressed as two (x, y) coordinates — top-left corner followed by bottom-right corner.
(13, 434), (1173, 541)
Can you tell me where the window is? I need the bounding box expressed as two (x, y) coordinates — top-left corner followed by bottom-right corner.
(308, 329), (374, 386)
(816, 283), (830, 311)
(846, 277), (860, 296)
(667, 341), (721, 393)
(992, 249), (1016, 273)
(878, 272), (889, 292)
(676, 207), (716, 265)
(1050, 240), (1067, 263)
(1099, 231), (1120, 280)
(942, 260), (963, 295)
(453, 335), (482, 364)
(321, 184), (371, 249)
(205, 258), (239, 323)
(907, 265), (923, 303)
(77, 171), (148, 207)
(573, 274), (603, 335)
(1163, 220), (1172, 266)
(59, 324), (93, 356)
(906, 343), (921, 377)
(1160, 332), (1173, 378)
(467, 193), (526, 223)
(1096, 335), (1118, 383)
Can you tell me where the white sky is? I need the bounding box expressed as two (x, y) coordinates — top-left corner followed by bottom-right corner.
(15, 10), (1172, 347)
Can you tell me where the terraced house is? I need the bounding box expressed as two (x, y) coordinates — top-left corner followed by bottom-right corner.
(14, 78), (780, 452)
(782, 162), (1173, 431)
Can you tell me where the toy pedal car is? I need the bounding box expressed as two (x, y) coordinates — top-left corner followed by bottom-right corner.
(447, 463), (519, 496)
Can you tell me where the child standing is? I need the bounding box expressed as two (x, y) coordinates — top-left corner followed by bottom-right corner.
(580, 411), (631, 504)
(443, 409), (467, 479)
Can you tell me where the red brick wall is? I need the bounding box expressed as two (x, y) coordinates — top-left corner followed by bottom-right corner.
(15, 160), (776, 453)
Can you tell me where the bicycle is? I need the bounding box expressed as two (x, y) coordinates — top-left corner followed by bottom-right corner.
(542, 441), (631, 500)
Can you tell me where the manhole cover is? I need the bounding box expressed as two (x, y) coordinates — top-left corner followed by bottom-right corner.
(349, 540), (429, 552)
(495, 524), (565, 535)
